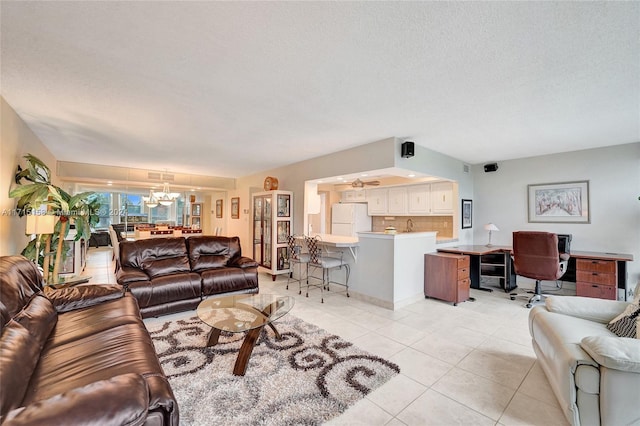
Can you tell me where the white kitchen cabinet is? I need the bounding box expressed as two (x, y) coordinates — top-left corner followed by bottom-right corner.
(341, 190), (367, 203)
(431, 182), (454, 214)
(407, 185), (431, 214)
(387, 187), (407, 214)
(366, 189), (387, 215)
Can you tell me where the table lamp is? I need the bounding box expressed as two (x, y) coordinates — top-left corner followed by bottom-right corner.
(26, 214), (56, 266)
(484, 223), (499, 246)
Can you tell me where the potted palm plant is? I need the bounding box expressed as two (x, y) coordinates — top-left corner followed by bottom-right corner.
(9, 154), (99, 282)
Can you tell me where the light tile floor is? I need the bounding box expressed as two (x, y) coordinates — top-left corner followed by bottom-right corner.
(85, 247), (570, 426)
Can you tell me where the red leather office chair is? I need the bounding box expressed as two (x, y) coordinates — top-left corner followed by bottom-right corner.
(512, 231), (570, 308)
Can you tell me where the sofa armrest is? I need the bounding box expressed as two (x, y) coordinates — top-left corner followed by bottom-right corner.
(233, 256), (259, 269)
(581, 336), (640, 373)
(545, 296), (630, 323)
(43, 285), (124, 313)
(3, 373), (149, 426)
(117, 267), (150, 284)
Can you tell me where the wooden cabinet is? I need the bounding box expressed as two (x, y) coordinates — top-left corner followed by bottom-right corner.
(252, 191), (293, 281)
(367, 182), (454, 216)
(366, 189), (387, 215)
(342, 190), (367, 203)
(430, 182), (454, 214)
(576, 259), (617, 300)
(424, 252), (470, 305)
(407, 185), (431, 214)
(387, 187), (407, 214)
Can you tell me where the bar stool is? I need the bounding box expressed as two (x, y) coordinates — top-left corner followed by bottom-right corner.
(286, 235), (309, 292)
(305, 235), (350, 303)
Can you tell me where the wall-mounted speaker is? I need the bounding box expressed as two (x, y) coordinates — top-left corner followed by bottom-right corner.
(401, 141), (415, 158)
(484, 163), (499, 172)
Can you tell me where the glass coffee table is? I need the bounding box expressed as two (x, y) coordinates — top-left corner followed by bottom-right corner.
(196, 294), (294, 376)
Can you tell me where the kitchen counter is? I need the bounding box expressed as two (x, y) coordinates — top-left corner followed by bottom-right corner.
(358, 231), (437, 239)
(309, 233), (359, 247)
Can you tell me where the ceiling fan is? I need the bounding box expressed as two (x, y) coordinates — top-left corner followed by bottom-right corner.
(351, 178), (380, 189)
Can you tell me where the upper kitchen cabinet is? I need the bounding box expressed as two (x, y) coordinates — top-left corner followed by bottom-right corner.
(387, 187), (407, 214)
(430, 182), (454, 214)
(366, 188), (387, 215)
(407, 185), (431, 214)
(367, 182), (454, 216)
(341, 190), (367, 203)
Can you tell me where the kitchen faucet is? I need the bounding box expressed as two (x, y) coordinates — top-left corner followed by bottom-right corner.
(406, 218), (414, 233)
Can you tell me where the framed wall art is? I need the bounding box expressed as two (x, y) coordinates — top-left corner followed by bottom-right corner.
(231, 197), (240, 219)
(215, 199), (223, 218)
(461, 199), (472, 229)
(527, 181), (590, 223)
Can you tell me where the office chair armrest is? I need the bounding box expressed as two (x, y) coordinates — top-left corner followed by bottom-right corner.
(559, 253), (570, 261)
(545, 296), (630, 323)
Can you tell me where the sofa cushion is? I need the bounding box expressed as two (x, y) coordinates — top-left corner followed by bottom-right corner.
(581, 335), (640, 373)
(200, 268), (257, 296)
(0, 256), (44, 330)
(142, 256), (191, 279)
(187, 236), (242, 272)
(128, 273), (201, 309)
(545, 296), (629, 324)
(3, 373), (149, 426)
(0, 294), (57, 418)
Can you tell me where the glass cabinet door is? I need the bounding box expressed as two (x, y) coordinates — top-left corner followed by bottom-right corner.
(253, 197), (263, 265)
(263, 196), (272, 268)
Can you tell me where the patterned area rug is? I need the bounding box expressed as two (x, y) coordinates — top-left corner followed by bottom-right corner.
(148, 314), (400, 425)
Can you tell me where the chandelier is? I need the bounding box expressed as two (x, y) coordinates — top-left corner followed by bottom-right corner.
(143, 182), (180, 208)
(142, 190), (158, 208)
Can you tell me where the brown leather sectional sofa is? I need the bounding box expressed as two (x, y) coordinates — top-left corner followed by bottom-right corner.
(0, 255), (178, 425)
(117, 235), (259, 318)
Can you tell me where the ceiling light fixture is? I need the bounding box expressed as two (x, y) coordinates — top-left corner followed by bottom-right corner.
(143, 190), (159, 208)
(154, 182), (180, 206)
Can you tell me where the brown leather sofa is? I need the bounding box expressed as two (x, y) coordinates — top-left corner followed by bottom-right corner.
(117, 235), (259, 318)
(0, 255), (178, 426)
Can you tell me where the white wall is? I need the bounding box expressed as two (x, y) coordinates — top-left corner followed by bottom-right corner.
(472, 143), (640, 290)
(1, 97), (59, 256)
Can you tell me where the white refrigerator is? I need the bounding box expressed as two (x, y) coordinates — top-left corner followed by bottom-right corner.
(331, 203), (372, 237)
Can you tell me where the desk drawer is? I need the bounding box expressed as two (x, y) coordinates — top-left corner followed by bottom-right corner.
(458, 267), (470, 280)
(576, 282), (616, 300)
(576, 259), (616, 274)
(457, 256), (470, 269)
(457, 278), (470, 302)
(576, 270), (616, 286)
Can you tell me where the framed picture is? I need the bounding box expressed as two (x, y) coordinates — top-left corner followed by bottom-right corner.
(528, 181), (590, 223)
(215, 199), (223, 218)
(461, 199), (472, 229)
(231, 197), (240, 219)
(277, 220), (290, 244)
(277, 194), (290, 217)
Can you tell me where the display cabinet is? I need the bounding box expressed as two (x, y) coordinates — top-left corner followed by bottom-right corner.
(190, 202), (202, 228)
(252, 190), (293, 281)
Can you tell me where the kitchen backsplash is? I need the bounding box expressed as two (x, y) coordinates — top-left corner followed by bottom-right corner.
(371, 216), (453, 238)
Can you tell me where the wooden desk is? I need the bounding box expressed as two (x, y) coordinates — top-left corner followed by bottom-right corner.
(437, 246), (634, 300)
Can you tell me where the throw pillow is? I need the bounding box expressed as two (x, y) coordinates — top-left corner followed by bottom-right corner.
(606, 306), (640, 338)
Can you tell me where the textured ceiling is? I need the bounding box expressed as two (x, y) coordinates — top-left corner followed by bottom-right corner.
(1, 1), (638, 178)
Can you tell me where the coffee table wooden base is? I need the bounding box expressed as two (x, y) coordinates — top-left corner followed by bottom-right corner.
(205, 321), (282, 376)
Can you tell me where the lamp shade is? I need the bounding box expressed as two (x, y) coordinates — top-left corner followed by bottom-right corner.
(26, 214), (56, 235)
(484, 223), (499, 231)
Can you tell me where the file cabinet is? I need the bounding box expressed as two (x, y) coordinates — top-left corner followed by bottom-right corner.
(576, 259), (617, 300)
(424, 252), (470, 305)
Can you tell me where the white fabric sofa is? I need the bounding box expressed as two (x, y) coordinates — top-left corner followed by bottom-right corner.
(529, 296), (640, 426)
